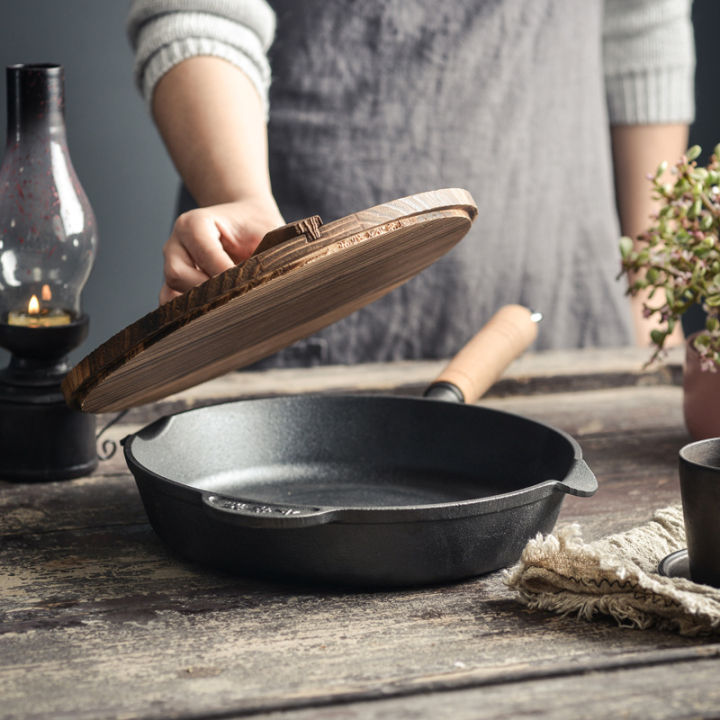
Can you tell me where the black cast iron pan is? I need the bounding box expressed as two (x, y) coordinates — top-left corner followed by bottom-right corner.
(123, 306), (597, 588)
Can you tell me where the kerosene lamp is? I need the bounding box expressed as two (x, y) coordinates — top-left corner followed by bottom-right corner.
(0, 64), (97, 480)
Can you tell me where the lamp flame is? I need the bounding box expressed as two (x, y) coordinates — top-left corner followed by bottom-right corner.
(28, 295), (40, 315)
(41, 284), (52, 301)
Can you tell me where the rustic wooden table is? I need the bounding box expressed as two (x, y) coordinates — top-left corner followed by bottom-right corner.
(2, 346), (719, 720)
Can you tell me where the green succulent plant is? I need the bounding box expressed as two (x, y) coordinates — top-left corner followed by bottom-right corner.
(620, 144), (720, 371)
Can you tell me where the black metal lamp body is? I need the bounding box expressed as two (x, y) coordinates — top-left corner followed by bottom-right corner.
(0, 318), (97, 480)
(0, 64), (98, 481)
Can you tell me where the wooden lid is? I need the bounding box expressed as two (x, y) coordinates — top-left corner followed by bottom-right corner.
(63, 188), (478, 412)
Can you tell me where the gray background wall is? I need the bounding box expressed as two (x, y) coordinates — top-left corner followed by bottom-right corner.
(0, 0), (718, 364)
(0, 0), (177, 363)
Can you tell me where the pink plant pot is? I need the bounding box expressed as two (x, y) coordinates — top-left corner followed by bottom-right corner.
(683, 332), (720, 440)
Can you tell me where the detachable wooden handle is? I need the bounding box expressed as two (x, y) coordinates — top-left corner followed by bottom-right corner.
(426, 304), (539, 404)
(252, 215), (324, 256)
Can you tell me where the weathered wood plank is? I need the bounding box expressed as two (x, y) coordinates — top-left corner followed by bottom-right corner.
(254, 654), (720, 720)
(481, 385), (686, 435)
(0, 474), (144, 537)
(0, 470), (700, 720)
(0, 530), (713, 720)
(92, 345), (684, 425)
(0, 354), (706, 720)
(163, 345), (684, 402)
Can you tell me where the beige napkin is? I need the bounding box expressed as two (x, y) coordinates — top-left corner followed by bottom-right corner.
(504, 506), (720, 636)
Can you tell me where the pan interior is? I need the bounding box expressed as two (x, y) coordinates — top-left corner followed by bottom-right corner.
(128, 395), (575, 510)
(192, 462), (505, 508)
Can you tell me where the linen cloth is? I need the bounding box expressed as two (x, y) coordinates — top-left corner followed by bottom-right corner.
(505, 506), (720, 636)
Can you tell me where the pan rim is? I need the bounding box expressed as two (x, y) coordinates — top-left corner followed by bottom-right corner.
(124, 394), (587, 525)
(129, 463), (566, 523)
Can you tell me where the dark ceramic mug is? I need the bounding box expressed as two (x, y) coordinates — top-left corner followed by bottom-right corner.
(679, 438), (720, 587)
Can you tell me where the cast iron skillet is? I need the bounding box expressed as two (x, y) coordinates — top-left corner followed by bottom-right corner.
(123, 307), (597, 588)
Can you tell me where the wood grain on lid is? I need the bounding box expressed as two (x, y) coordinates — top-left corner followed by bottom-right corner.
(63, 188), (477, 412)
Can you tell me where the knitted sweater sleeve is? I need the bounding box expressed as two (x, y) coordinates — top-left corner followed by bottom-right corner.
(603, 0), (695, 125)
(126, 0), (276, 117)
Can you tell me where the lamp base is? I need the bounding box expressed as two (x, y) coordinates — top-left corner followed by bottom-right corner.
(0, 378), (97, 481)
(0, 316), (97, 482)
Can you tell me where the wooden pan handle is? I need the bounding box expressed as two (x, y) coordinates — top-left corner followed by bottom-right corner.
(425, 304), (539, 404)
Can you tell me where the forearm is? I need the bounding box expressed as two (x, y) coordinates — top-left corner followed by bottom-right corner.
(151, 55), (276, 208)
(611, 123), (689, 345)
(149, 56), (283, 303)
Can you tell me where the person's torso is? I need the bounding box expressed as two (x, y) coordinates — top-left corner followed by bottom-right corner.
(260, 0), (634, 365)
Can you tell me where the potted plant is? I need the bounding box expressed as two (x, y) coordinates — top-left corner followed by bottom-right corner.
(619, 144), (720, 439)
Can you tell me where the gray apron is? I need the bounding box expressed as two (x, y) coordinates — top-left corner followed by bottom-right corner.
(180, 0), (633, 367)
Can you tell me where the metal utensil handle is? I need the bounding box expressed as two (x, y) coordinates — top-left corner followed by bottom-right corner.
(202, 493), (337, 529)
(424, 304), (539, 404)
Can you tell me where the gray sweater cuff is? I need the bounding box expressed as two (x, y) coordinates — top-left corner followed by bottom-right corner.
(127, 0), (275, 116)
(605, 66), (695, 126)
(603, 0), (695, 125)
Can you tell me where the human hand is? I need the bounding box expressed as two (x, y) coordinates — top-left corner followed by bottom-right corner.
(160, 196), (284, 305)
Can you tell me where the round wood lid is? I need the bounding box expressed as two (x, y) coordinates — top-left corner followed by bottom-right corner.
(63, 188), (478, 412)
